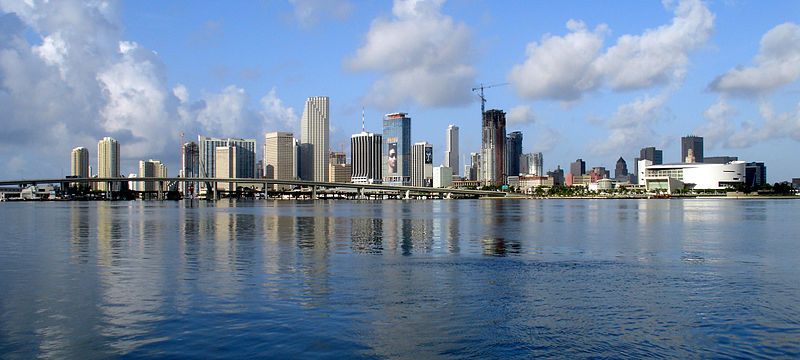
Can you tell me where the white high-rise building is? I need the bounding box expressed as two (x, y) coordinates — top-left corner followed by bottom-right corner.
(532, 152), (543, 176)
(263, 132), (297, 190)
(71, 147), (89, 178)
(300, 96), (330, 182)
(138, 159), (167, 192)
(197, 135), (256, 193)
(444, 125), (459, 176)
(351, 131), (382, 184)
(97, 137), (120, 191)
(411, 142), (433, 187)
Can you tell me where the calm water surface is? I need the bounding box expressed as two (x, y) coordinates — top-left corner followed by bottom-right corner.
(1, 199), (799, 358)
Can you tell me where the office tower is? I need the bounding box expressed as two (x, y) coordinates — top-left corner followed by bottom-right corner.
(615, 157), (628, 179)
(547, 166), (565, 186)
(329, 151), (347, 165)
(329, 164), (352, 183)
(198, 136), (256, 190)
(681, 135), (704, 163)
(97, 137), (120, 191)
(590, 167), (609, 179)
(467, 152), (480, 181)
(506, 131), (523, 177)
(263, 132), (297, 189)
(300, 96), (330, 182)
(138, 159), (167, 192)
(215, 145), (237, 191)
(745, 162), (767, 188)
(639, 146), (663, 165)
(532, 152), (543, 176)
(181, 142), (199, 195)
(705, 156), (738, 164)
(383, 112), (411, 185)
(297, 143), (314, 181)
(519, 153), (531, 174)
(351, 131), (382, 184)
(411, 142), (433, 187)
(444, 125), (459, 176)
(480, 109), (506, 185)
(70, 147), (89, 178)
(570, 158), (586, 176)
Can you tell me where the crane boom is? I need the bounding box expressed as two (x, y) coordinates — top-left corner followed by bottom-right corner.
(471, 82), (508, 116)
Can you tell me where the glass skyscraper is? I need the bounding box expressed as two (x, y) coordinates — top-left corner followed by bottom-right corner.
(383, 112), (411, 186)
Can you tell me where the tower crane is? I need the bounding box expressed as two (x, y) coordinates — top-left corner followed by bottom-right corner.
(471, 82), (508, 116)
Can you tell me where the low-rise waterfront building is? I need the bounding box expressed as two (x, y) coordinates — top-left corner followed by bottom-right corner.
(642, 161), (745, 193)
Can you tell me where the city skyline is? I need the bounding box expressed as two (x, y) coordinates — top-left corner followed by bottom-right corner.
(0, 1), (798, 182)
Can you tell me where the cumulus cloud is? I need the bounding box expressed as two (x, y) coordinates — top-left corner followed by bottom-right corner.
(725, 101), (800, 148)
(590, 93), (673, 155)
(509, 0), (713, 101)
(695, 98), (735, 148)
(709, 22), (800, 96)
(507, 105), (536, 126)
(289, 0), (353, 28)
(0, 1), (297, 178)
(346, 0), (475, 108)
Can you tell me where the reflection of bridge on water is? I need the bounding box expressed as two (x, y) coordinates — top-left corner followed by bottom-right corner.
(0, 177), (505, 200)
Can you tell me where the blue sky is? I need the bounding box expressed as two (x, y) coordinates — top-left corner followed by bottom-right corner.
(1, 0), (798, 181)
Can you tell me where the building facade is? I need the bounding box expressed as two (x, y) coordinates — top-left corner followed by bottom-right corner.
(506, 131), (523, 177)
(97, 137), (120, 191)
(263, 132), (297, 189)
(745, 162), (767, 189)
(480, 109), (506, 185)
(444, 125), (459, 176)
(300, 96), (330, 182)
(329, 164), (352, 183)
(411, 142), (433, 187)
(383, 112), (411, 186)
(570, 158), (586, 177)
(681, 135), (704, 163)
(642, 161), (745, 193)
(181, 142), (199, 196)
(138, 159), (167, 192)
(71, 147), (89, 178)
(198, 136), (256, 180)
(351, 131), (382, 184)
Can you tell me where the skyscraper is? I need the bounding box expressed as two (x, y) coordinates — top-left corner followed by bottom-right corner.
(138, 159), (167, 192)
(467, 152), (480, 181)
(506, 131), (523, 176)
(263, 132), (297, 189)
(181, 142), (199, 196)
(615, 157), (628, 179)
(639, 146), (663, 165)
(71, 147), (89, 178)
(532, 152), (543, 176)
(97, 137), (120, 191)
(351, 131), (382, 184)
(444, 125), (459, 176)
(481, 109), (506, 185)
(411, 142), (433, 187)
(383, 112), (411, 186)
(198, 136), (256, 182)
(300, 96), (330, 182)
(681, 135), (704, 163)
(570, 158), (586, 176)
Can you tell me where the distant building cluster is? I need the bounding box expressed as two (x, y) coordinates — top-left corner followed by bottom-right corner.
(67, 95), (779, 197)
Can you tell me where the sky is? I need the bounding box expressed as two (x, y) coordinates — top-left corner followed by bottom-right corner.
(0, 0), (798, 182)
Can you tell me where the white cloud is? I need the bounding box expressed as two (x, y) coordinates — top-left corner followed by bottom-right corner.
(507, 105), (536, 126)
(590, 93), (672, 155)
(289, 0), (353, 28)
(695, 98), (735, 148)
(726, 101), (800, 148)
(346, 0), (475, 109)
(0, 1), (297, 178)
(508, 20), (606, 101)
(709, 22), (800, 96)
(509, 0), (713, 101)
(259, 87), (299, 131)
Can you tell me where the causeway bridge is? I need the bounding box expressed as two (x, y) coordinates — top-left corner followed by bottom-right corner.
(0, 177), (506, 200)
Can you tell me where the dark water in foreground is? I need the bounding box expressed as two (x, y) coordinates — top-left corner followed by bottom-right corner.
(1, 199), (799, 358)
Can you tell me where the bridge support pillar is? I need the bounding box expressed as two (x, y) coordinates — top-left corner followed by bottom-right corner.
(311, 185), (317, 200)
(106, 181), (112, 200)
(158, 181), (164, 200)
(404, 190), (410, 200)
(358, 187), (364, 199)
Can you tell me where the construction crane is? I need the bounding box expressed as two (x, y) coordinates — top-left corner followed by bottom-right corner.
(471, 82), (509, 116)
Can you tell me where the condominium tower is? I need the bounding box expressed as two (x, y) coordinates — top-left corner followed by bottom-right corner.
(97, 137), (120, 191)
(263, 132), (297, 189)
(70, 147), (89, 178)
(444, 125), (459, 176)
(506, 131), (523, 177)
(480, 109), (506, 185)
(300, 96), (330, 182)
(411, 142), (433, 187)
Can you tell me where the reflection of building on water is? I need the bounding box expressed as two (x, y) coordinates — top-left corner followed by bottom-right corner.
(70, 203), (91, 263)
(351, 217), (383, 254)
(482, 237), (521, 256)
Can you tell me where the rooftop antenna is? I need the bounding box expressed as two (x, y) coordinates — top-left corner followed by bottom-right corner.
(361, 107), (365, 132)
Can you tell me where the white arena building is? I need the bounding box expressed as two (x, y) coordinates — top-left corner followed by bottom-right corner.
(639, 160), (745, 193)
